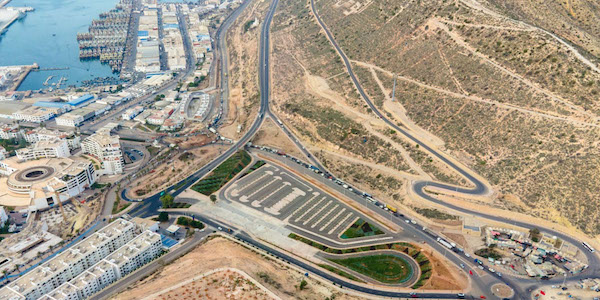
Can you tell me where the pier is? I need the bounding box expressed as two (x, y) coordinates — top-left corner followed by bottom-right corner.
(77, 0), (135, 73)
(0, 6), (34, 35)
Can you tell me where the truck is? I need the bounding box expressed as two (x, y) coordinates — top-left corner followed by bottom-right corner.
(385, 204), (398, 213)
(208, 127), (217, 134)
(437, 237), (454, 249)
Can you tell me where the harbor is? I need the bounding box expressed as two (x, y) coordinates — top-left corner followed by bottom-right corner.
(0, 6), (33, 35)
(0, 0), (120, 91)
(77, 0), (135, 73)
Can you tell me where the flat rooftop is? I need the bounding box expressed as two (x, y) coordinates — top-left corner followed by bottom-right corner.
(104, 231), (160, 267)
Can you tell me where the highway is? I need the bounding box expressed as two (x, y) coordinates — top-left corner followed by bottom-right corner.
(308, 0), (600, 296)
(118, 0), (599, 299)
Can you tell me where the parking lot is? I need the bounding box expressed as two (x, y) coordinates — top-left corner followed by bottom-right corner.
(225, 164), (391, 241)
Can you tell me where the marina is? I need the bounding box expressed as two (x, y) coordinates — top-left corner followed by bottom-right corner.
(0, 0), (120, 90)
(77, 0), (135, 73)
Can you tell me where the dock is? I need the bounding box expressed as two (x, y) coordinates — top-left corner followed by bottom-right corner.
(77, 0), (135, 73)
(0, 6), (34, 35)
(7, 63), (39, 91)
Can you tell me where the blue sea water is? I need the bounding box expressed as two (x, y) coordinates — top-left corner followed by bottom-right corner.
(0, 0), (118, 90)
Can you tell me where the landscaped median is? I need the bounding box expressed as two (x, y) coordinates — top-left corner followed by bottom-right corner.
(191, 150), (252, 195)
(288, 233), (432, 288)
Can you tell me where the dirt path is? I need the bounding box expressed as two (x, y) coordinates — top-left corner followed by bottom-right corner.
(431, 18), (599, 122)
(353, 59), (600, 128)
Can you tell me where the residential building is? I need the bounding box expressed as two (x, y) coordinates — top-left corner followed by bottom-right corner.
(23, 129), (81, 151)
(13, 107), (60, 123)
(0, 206), (7, 225)
(81, 129), (124, 175)
(16, 139), (70, 161)
(2, 219), (135, 300)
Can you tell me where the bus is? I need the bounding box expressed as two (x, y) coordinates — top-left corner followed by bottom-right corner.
(582, 242), (595, 253)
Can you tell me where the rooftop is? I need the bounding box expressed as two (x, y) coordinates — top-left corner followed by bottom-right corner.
(104, 231), (160, 267)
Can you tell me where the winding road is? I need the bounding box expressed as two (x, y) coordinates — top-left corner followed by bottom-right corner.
(308, 0), (600, 296)
(119, 0), (600, 299)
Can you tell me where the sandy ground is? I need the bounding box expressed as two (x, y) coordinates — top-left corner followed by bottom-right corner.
(251, 117), (308, 160)
(416, 243), (468, 291)
(128, 145), (228, 198)
(144, 269), (277, 300)
(113, 237), (365, 300)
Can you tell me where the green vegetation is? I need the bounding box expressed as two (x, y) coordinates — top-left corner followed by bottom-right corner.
(176, 216), (204, 229)
(0, 138), (29, 155)
(146, 145), (161, 156)
(530, 227), (542, 242)
(145, 123), (160, 132)
(330, 254), (413, 284)
(112, 193), (130, 214)
(91, 182), (108, 190)
(340, 218), (384, 239)
(178, 152), (195, 162)
(243, 20), (255, 32)
(413, 207), (458, 221)
(474, 246), (502, 260)
(158, 212), (169, 222)
(289, 233), (431, 288)
(191, 151), (251, 195)
(160, 194), (191, 209)
(299, 279), (307, 290)
(317, 264), (365, 283)
(240, 160), (266, 177)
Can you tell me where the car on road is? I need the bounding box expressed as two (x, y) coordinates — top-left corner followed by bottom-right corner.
(457, 294), (465, 299)
(489, 268), (495, 273)
(478, 265), (484, 270)
(497, 272), (502, 277)
(465, 253), (471, 258)
(460, 264), (465, 269)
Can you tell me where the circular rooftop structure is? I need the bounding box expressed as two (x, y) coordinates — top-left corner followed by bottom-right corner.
(14, 166), (55, 183)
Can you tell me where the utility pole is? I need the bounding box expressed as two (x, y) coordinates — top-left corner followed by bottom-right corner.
(391, 73), (397, 102)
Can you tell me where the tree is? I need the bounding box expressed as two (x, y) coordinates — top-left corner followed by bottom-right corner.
(160, 194), (174, 208)
(158, 212), (169, 222)
(209, 195), (217, 203)
(530, 227), (541, 242)
(299, 279), (307, 290)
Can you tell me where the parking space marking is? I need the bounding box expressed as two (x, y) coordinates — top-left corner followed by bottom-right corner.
(311, 204), (339, 229)
(240, 176), (281, 202)
(235, 171), (273, 195)
(303, 200), (332, 226)
(329, 213), (354, 235)
(295, 196), (326, 223)
(320, 207), (346, 232)
(251, 182), (291, 207)
(264, 187), (306, 216)
(287, 192), (319, 221)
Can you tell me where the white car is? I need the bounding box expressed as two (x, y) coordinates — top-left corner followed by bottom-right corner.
(465, 253), (471, 258)
(489, 268), (495, 273)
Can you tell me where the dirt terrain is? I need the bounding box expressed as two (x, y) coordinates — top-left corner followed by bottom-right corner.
(128, 145), (227, 198)
(266, 0), (600, 238)
(251, 117), (308, 160)
(113, 237), (365, 300)
(219, 0), (270, 140)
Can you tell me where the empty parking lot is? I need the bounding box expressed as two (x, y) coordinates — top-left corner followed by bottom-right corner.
(225, 164), (391, 241)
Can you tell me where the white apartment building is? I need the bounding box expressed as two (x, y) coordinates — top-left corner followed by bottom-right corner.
(121, 106), (144, 120)
(1, 219), (136, 300)
(55, 113), (85, 127)
(0, 124), (23, 140)
(13, 107), (59, 123)
(16, 139), (70, 161)
(39, 230), (161, 300)
(23, 129), (81, 151)
(81, 129), (124, 175)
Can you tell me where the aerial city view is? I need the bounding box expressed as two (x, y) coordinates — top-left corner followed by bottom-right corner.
(0, 0), (599, 299)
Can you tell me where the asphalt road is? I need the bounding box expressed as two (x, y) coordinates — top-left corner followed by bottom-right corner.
(307, 0), (599, 295)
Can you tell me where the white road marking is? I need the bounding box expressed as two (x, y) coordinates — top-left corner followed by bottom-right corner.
(295, 196), (325, 223)
(251, 181), (291, 207)
(303, 200), (332, 226)
(264, 187), (306, 216)
(320, 207), (346, 232)
(240, 176), (281, 202)
(311, 204), (339, 229)
(329, 213), (354, 235)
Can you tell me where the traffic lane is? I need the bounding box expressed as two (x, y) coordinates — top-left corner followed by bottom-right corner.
(257, 152), (505, 297)
(414, 182), (599, 273)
